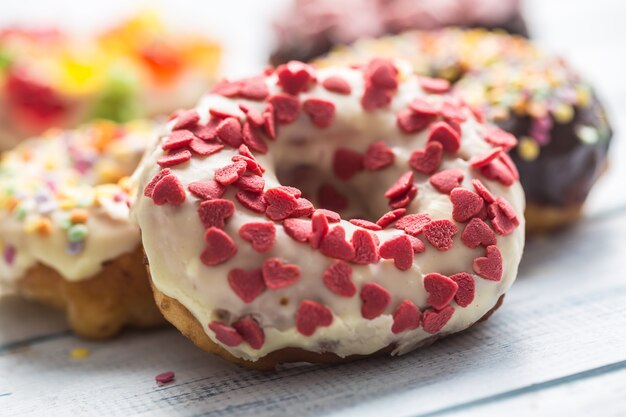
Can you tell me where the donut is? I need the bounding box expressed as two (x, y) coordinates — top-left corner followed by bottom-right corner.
(270, 0), (527, 65)
(0, 11), (221, 150)
(316, 29), (613, 232)
(0, 120), (164, 338)
(132, 59), (525, 369)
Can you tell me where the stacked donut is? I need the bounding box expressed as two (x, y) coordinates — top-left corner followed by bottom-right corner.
(0, 12), (221, 150)
(316, 29), (612, 232)
(132, 59), (525, 368)
(0, 120), (163, 338)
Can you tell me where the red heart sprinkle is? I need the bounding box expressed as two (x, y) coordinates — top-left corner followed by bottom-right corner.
(276, 186), (302, 198)
(264, 187), (298, 221)
(236, 190), (267, 213)
(283, 218), (312, 243)
(485, 127), (518, 150)
(379, 235), (414, 271)
(429, 169), (465, 194)
(461, 218), (497, 248)
(480, 158), (515, 186)
(296, 300), (333, 336)
(201, 227), (237, 266)
(366, 58), (398, 89)
(198, 199), (235, 229)
(408, 235), (426, 253)
(290, 198), (315, 218)
(210, 79), (242, 97)
(320, 226), (355, 261)
(210, 108), (241, 120)
(423, 219), (458, 251)
(318, 184), (348, 212)
(268, 93), (300, 124)
(232, 155), (264, 176)
(234, 175), (265, 193)
(361, 82), (393, 111)
(376, 208), (406, 228)
(351, 229), (380, 264)
(262, 258), (301, 289)
(471, 179), (496, 203)
(276, 61), (316, 95)
(397, 109), (434, 134)
(239, 222), (276, 252)
(228, 268), (266, 303)
(263, 104), (277, 139)
(208, 322), (242, 346)
(151, 174), (186, 206)
(440, 101), (468, 123)
(239, 76), (269, 100)
(363, 141), (394, 171)
(419, 77), (450, 94)
(214, 160), (247, 185)
(409, 98), (438, 117)
(172, 109), (200, 130)
(388, 184), (417, 209)
(449, 272), (475, 307)
(469, 147), (502, 168)
(473, 245), (503, 281)
(188, 180), (225, 200)
(144, 169), (172, 197)
(360, 282), (391, 319)
(323, 260), (356, 297)
(310, 211), (329, 249)
(422, 306), (454, 334)
(500, 152), (519, 180)
(409, 141), (443, 174)
(215, 117), (243, 148)
(333, 148), (364, 180)
(242, 122), (268, 154)
(162, 130), (195, 151)
(322, 76), (351, 94)
(450, 188), (485, 223)
(384, 171), (414, 199)
(189, 138), (224, 156)
(303, 98), (335, 128)
(191, 118), (220, 141)
(232, 316), (265, 349)
(488, 199), (519, 235)
(424, 273), (459, 310)
(157, 149), (192, 168)
(349, 219), (382, 230)
(395, 213), (431, 236)
(239, 103), (265, 127)
(428, 121), (461, 153)
(315, 209), (340, 223)
(391, 300), (422, 334)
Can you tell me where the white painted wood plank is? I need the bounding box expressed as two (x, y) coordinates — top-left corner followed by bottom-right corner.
(1, 210), (626, 417)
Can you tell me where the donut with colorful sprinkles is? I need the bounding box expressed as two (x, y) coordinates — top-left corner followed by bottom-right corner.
(133, 59), (525, 369)
(0, 120), (164, 339)
(316, 29), (613, 233)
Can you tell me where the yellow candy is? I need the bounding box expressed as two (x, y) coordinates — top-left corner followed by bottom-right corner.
(552, 103), (574, 124)
(518, 137), (540, 161)
(70, 347), (91, 360)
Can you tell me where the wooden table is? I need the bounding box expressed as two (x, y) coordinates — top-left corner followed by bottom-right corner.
(1, 1), (625, 416)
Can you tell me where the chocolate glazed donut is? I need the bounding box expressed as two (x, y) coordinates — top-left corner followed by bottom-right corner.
(315, 29), (613, 232)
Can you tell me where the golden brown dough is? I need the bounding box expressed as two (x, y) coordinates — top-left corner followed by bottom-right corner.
(16, 247), (165, 339)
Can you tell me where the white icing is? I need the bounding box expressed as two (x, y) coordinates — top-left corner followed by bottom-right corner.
(133, 61), (525, 361)
(0, 122), (157, 285)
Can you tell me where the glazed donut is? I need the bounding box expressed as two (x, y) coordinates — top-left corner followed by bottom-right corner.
(270, 0), (527, 65)
(316, 29), (613, 232)
(0, 120), (164, 339)
(0, 12), (221, 150)
(132, 59), (525, 369)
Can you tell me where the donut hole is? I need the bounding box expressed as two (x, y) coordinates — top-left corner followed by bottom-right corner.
(274, 163), (395, 222)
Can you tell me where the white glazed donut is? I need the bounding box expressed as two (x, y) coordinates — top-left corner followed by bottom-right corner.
(132, 59), (525, 367)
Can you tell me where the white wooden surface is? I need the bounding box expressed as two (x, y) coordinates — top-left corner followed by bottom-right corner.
(1, 1), (626, 416)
